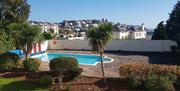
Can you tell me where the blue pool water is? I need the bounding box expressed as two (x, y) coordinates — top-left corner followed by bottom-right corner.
(35, 53), (112, 65)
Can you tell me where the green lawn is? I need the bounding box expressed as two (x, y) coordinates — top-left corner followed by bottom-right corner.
(0, 78), (49, 91)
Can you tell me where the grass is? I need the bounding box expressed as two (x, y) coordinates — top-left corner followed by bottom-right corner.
(0, 77), (49, 91)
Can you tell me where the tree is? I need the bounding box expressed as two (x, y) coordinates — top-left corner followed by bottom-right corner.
(42, 32), (53, 40)
(8, 23), (23, 49)
(0, 20), (15, 53)
(152, 21), (167, 40)
(86, 23), (113, 84)
(0, 0), (30, 32)
(18, 23), (41, 59)
(49, 28), (55, 34)
(49, 28), (58, 39)
(166, 1), (180, 48)
(49, 57), (81, 83)
(0, 0), (30, 53)
(0, 30), (14, 53)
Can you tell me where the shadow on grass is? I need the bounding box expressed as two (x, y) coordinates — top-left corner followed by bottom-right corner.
(0, 71), (55, 79)
(0, 80), (48, 91)
(1, 72), (27, 78)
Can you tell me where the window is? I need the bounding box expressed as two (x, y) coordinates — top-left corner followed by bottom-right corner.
(136, 33), (138, 37)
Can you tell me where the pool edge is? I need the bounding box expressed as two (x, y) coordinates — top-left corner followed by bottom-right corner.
(30, 52), (114, 66)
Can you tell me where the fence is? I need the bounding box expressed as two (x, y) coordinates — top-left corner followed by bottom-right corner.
(48, 40), (177, 52)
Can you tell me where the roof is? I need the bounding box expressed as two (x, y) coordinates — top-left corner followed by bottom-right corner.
(113, 23), (147, 32)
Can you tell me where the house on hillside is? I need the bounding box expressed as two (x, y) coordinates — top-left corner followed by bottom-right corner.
(113, 23), (147, 40)
(30, 21), (59, 34)
(78, 29), (86, 37)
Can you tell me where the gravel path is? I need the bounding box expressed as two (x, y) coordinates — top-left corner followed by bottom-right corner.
(39, 50), (149, 77)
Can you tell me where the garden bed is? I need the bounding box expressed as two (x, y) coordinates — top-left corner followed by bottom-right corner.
(0, 71), (179, 91)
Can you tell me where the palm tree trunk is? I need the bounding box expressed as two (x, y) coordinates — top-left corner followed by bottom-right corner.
(100, 52), (106, 84)
(25, 52), (28, 59)
(23, 47), (28, 59)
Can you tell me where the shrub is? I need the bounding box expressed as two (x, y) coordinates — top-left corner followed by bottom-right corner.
(119, 64), (177, 89)
(127, 73), (142, 89)
(23, 58), (40, 72)
(177, 76), (180, 84)
(40, 75), (53, 86)
(119, 64), (177, 79)
(16, 60), (23, 69)
(42, 32), (52, 40)
(177, 66), (180, 75)
(0, 52), (20, 61)
(0, 52), (20, 70)
(49, 57), (81, 79)
(178, 66), (180, 69)
(0, 59), (16, 71)
(177, 66), (180, 86)
(65, 68), (83, 79)
(144, 74), (176, 91)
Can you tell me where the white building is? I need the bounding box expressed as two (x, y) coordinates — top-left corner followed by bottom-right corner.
(130, 23), (147, 39)
(41, 23), (59, 34)
(130, 31), (147, 39)
(30, 21), (59, 34)
(113, 31), (129, 39)
(113, 23), (147, 40)
(78, 29), (86, 37)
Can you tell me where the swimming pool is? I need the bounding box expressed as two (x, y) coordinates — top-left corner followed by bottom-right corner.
(32, 53), (113, 65)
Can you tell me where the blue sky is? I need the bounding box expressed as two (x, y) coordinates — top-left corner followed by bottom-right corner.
(28, 0), (177, 28)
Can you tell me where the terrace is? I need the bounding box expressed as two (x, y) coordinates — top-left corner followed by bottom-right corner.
(40, 50), (179, 77)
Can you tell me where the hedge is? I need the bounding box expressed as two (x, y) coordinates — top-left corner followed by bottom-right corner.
(49, 57), (81, 79)
(0, 52), (20, 70)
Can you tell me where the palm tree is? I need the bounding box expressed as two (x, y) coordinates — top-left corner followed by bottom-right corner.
(8, 22), (42, 58)
(86, 23), (113, 84)
(12, 22), (42, 59)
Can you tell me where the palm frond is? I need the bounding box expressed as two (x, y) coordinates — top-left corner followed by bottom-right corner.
(87, 23), (113, 53)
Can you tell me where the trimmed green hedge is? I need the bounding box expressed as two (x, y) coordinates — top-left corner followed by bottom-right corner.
(0, 52), (20, 70)
(49, 57), (82, 79)
(49, 57), (78, 71)
(23, 58), (41, 72)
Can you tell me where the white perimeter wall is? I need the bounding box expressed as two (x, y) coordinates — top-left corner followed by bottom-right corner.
(41, 40), (49, 51)
(48, 40), (177, 52)
(31, 40), (49, 53)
